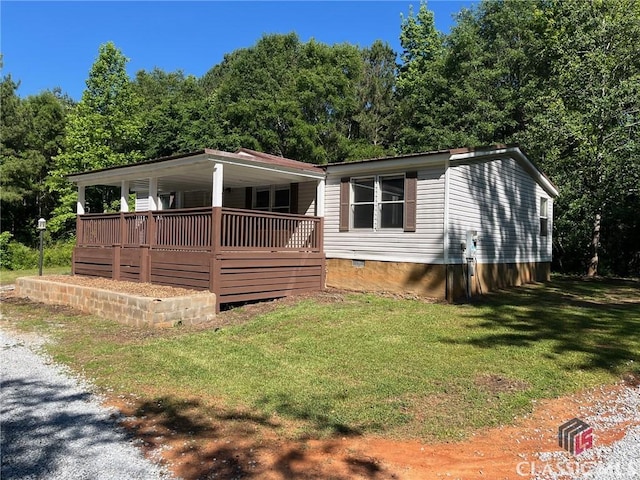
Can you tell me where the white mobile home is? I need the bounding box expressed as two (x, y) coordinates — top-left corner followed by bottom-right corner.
(68, 145), (558, 307)
(323, 145), (558, 300)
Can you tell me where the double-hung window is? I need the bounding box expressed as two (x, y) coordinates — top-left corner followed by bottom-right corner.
(351, 175), (405, 229)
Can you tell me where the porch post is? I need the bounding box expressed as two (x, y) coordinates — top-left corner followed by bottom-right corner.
(120, 180), (130, 212)
(316, 178), (325, 217)
(77, 184), (86, 215)
(148, 177), (158, 210)
(212, 163), (223, 207)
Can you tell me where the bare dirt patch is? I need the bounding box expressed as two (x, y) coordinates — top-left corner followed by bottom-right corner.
(474, 373), (531, 394)
(106, 383), (639, 480)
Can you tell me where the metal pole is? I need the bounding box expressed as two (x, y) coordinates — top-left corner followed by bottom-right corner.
(38, 229), (44, 276)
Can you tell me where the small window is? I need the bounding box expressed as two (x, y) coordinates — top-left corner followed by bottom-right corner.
(159, 192), (177, 210)
(540, 197), (549, 237)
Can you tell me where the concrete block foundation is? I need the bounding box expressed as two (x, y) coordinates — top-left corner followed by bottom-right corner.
(15, 277), (216, 328)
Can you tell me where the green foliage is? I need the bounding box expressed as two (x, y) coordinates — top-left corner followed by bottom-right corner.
(394, 2), (456, 151)
(48, 42), (144, 235)
(512, 0), (640, 275)
(394, 0), (640, 275)
(0, 239), (74, 270)
(133, 69), (217, 159)
(44, 239), (75, 268)
(5, 241), (38, 270)
(352, 40), (397, 155)
(202, 33), (375, 164)
(0, 76), (68, 244)
(0, 231), (13, 269)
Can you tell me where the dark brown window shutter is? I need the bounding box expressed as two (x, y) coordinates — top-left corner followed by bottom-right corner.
(245, 187), (253, 209)
(339, 177), (350, 232)
(290, 183), (299, 214)
(404, 171), (417, 232)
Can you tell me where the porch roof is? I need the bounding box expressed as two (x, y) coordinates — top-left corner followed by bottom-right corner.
(67, 148), (325, 192)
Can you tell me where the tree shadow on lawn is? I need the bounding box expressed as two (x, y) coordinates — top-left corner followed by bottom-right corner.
(121, 394), (388, 480)
(456, 277), (640, 374)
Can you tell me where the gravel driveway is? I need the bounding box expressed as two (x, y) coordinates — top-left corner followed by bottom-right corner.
(0, 329), (174, 480)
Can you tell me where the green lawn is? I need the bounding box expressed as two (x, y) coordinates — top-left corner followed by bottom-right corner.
(0, 266), (71, 285)
(2, 276), (639, 441)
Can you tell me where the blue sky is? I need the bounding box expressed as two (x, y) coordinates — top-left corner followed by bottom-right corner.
(2, 1), (476, 100)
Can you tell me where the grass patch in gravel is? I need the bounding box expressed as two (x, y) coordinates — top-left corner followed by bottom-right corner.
(1, 276), (639, 442)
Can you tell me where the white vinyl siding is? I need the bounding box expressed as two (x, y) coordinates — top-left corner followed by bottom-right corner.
(135, 194), (149, 212)
(447, 156), (552, 264)
(324, 164), (445, 263)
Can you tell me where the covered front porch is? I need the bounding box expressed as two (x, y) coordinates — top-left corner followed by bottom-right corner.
(68, 149), (326, 311)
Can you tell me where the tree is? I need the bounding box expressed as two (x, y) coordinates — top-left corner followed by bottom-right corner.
(1, 74), (68, 244)
(393, 2), (455, 151)
(393, 0), (640, 276)
(133, 68), (220, 159)
(351, 40), (397, 159)
(516, 0), (640, 276)
(48, 42), (144, 236)
(202, 34), (366, 164)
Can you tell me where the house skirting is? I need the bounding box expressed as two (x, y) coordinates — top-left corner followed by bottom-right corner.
(325, 258), (550, 301)
(326, 259), (447, 298)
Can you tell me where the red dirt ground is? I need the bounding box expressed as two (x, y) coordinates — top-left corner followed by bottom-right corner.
(108, 380), (639, 480)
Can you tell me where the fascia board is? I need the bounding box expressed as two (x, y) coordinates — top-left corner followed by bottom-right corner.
(325, 153), (449, 177)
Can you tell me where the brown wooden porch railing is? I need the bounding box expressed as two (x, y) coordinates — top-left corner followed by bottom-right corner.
(123, 214), (148, 246)
(78, 213), (121, 246)
(153, 208), (213, 250)
(220, 208), (321, 252)
(76, 207), (322, 253)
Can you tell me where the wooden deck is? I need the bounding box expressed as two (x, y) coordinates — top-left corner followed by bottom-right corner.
(73, 207), (325, 310)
